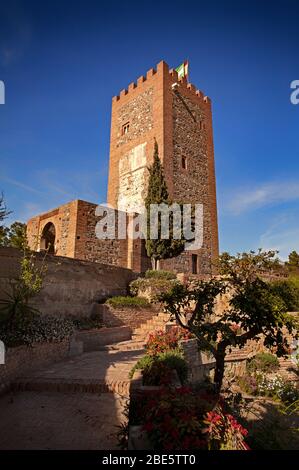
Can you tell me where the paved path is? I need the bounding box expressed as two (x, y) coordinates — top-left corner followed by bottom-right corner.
(13, 349), (144, 394)
(0, 348), (144, 449)
(0, 391), (126, 449)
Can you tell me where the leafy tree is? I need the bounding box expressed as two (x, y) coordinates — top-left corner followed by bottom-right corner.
(145, 140), (185, 269)
(0, 221), (28, 249)
(160, 250), (298, 393)
(0, 192), (11, 225)
(270, 279), (299, 311)
(0, 226), (10, 246)
(287, 250), (299, 269)
(7, 222), (27, 249)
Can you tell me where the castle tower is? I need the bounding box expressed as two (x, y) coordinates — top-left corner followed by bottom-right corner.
(107, 60), (219, 275)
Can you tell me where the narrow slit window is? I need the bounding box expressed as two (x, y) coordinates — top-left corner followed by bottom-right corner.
(182, 156), (187, 170)
(192, 254), (198, 274)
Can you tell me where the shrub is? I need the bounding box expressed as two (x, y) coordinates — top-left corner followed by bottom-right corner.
(129, 349), (188, 385)
(133, 387), (212, 450)
(247, 352), (279, 374)
(72, 313), (102, 330)
(270, 279), (299, 311)
(145, 270), (177, 280)
(257, 373), (299, 404)
(146, 327), (193, 355)
(129, 354), (154, 379)
(155, 349), (188, 384)
(129, 277), (179, 299)
(0, 314), (74, 348)
(129, 387), (249, 450)
(105, 296), (150, 308)
(204, 406), (249, 450)
(237, 375), (258, 395)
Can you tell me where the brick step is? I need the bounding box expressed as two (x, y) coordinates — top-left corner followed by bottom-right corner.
(12, 377), (131, 395)
(104, 340), (146, 352)
(140, 320), (165, 329)
(133, 324), (165, 334)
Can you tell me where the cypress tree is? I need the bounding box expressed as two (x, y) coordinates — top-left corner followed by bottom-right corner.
(145, 140), (185, 269)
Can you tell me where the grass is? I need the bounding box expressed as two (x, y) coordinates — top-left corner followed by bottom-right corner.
(145, 269), (177, 280)
(105, 295), (150, 308)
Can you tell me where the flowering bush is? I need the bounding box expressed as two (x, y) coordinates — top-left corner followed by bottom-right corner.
(130, 387), (249, 450)
(138, 387), (214, 450)
(238, 371), (299, 404)
(0, 314), (74, 347)
(204, 406), (250, 450)
(256, 373), (299, 404)
(146, 327), (193, 355)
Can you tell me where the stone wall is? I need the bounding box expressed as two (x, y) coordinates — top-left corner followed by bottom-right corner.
(0, 340), (70, 394)
(75, 326), (132, 352)
(99, 304), (158, 329)
(74, 200), (129, 268)
(27, 201), (78, 258)
(161, 92), (212, 275)
(0, 247), (135, 317)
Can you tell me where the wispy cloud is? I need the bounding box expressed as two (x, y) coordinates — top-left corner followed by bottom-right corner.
(259, 212), (299, 260)
(0, 176), (44, 195)
(1, 168), (103, 224)
(227, 181), (299, 214)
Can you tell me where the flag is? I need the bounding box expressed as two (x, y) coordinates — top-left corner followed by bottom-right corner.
(175, 61), (189, 80)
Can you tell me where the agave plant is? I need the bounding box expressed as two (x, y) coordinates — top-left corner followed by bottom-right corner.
(0, 282), (39, 329)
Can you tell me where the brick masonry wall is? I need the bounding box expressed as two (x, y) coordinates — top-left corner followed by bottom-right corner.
(27, 201), (78, 258)
(0, 340), (70, 394)
(100, 304), (158, 329)
(74, 200), (129, 268)
(161, 92), (212, 274)
(0, 247), (136, 317)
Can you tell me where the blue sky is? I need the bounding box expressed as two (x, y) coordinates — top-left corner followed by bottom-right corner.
(0, 0), (298, 259)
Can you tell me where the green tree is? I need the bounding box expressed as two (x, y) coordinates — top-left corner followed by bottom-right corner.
(270, 279), (299, 311)
(287, 251), (299, 269)
(160, 250), (298, 393)
(0, 192), (11, 225)
(145, 140), (185, 269)
(0, 226), (10, 246)
(8, 222), (27, 249)
(0, 221), (28, 249)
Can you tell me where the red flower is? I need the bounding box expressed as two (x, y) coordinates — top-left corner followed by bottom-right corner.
(143, 422), (154, 432)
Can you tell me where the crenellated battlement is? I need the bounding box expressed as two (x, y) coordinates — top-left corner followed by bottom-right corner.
(112, 60), (211, 106)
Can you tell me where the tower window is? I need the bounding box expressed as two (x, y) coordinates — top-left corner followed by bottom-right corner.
(181, 156), (187, 170)
(192, 254), (198, 274)
(122, 122), (130, 135)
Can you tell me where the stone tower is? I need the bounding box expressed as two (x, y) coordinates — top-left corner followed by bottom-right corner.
(107, 60), (219, 275)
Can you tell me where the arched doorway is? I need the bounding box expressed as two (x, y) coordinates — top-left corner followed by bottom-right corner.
(40, 222), (56, 254)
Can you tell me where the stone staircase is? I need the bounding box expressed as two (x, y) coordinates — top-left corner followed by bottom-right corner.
(105, 311), (173, 352)
(277, 357), (299, 382)
(11, 312), (173, 395)
(132, 311), (172, 341)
